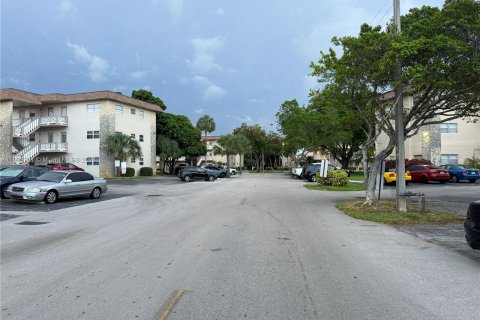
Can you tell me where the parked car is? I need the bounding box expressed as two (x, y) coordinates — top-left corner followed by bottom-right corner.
(203, 164), (227, 178)
(383, 169), (412, 185)
(464, 200), (480, 250)
(174, 163), (189, 175)
(303, 164), (349, 182)
(5, 170), (107, 204)
(47, 163), (85, 171)
(179, 166), (218, 182)
(291, 167), (303, 178)
(406, 164), (450, 183)
(0, 166), (50, 199)
(439, 164), (480, 183)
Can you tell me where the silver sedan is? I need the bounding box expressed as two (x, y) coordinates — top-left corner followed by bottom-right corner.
(6, 170), (108, 204)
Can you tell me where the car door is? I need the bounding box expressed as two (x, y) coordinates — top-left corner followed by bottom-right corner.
(62, 172), (88, 196)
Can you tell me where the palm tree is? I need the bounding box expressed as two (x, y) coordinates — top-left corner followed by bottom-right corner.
(106, 132), (143, 175)
(196, 115), (216, 165)
(214, 134), (251, 177)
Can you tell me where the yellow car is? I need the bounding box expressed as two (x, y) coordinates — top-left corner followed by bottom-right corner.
(384, 169), (412, 185)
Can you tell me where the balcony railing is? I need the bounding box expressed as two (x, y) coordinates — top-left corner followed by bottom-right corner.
(40, 143), (68, 152)
(12, 116), (68, 137)
(40, 116), (68, 126)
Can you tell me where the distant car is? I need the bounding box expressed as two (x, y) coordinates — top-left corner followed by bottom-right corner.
(439, 164), (480, 183)
(5, 170), (107, 204)
(179, 166), (218, 182)
(291, 167), (303, 178)
(383, 168), (412, 185)
(0, 166), (50, 199)
(174, 163), (189, 175)
(203, 164), (227, 178)
(47, 163), (85, 171)
(303, 164), (350, 182)
(406, 164), (450, 183)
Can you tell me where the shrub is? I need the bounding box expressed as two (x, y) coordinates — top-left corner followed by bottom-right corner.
(317, 170), (349, 186)
(385, 158), (432, 169)
(139, 167), (153, 176)
(125, 167), (135, 177)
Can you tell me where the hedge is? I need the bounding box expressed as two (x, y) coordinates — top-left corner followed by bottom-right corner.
(125, 167), (135, 177)
(317, 170), (349, 186)
(139, 167), (153, 176)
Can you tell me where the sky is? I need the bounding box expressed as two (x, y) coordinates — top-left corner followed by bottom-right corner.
(1, 0), (444, 135)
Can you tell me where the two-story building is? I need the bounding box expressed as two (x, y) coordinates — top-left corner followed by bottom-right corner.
(0, 88), (163, 177)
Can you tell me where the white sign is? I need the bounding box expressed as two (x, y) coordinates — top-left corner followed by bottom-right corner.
(115, 160), (120, 167)
(121, 161), (127, 174)
(319, 159), (329, 177)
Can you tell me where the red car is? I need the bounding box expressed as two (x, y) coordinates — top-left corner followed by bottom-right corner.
(47, 163), (85, 171)
(406, 164), (450, 183)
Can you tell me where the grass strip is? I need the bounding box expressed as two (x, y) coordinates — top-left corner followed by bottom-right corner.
(336, 200), (463, 225)
(304, 183), (366, 191)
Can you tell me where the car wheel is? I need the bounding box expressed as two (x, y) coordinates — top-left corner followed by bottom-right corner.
(469, 179), (476, 183)
(208, 175), (215, 182)
(90, 187), (101, 199)
(183, 175), (191, 182)
(451, 175), (459, 183)
(232, 171), (236, 175)
(44, 190), (58, 204)
(420, 176), (428, 184)
(1, 185), (10, 199)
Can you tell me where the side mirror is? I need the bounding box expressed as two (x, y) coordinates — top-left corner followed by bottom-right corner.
(64, 179), (73, 183)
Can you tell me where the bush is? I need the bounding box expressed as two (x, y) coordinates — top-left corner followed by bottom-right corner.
(385, 158), (432, 169)
(125, 167), (135, 177)
(139, 167), (153, 176)
(317, 170), (349, 186)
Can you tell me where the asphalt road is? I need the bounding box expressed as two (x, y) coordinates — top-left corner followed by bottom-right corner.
(1, 174), (479, 320)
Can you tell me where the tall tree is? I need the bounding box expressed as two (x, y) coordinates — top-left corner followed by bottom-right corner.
(132, 89), (167, 110)
(311, 0), (480, 204)
(106, 132), (143, 175)
(196, 115), (216, 164)
(213, 134), (250, 177)
(233, 123), (267, 171)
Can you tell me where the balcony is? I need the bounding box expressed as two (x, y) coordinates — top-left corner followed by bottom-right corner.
(12, 116), (68, 137)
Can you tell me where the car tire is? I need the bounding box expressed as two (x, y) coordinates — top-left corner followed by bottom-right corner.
(421, 176), (428, 184)
(1, 185), (10, 199)
(90, 187), (101, 199)
(183, 175), (191, 182)
(208, 175), (215, 182)
(232, 171), (236, 175)
(469, 179), (476, 183)
(44, 190), (58, 204)
(451, 175), (459, 183)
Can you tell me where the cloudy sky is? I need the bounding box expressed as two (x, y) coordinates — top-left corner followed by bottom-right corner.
(1, 0), (444, 134)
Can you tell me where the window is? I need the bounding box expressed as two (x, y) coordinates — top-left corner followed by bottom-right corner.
(29, 134), (35, 142)
(440, 123), (458, 133)
(68, 172), (94, 182)
(139, 158), (144, 165)
(87, 104), (100, 113)
(115, 105), (123, 114)
(131, 133), (136, 139)
(47, 132), (53, 143)
(61, 132), (67, 143)
(139, 111), (144, 119)
(131, 108), (136, 114)
(48, 107), (54, 116)
(131, 157), (136, 163)
(139, 135), (144, 142)
(61, 106), (67, 116)
(441, 154), (458, 165)
(87, 131), (100, 139)
(29, 112), (36, 118)
(86, 157), (100, 166)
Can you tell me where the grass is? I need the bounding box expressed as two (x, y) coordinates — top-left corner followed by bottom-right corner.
(336, 200), (463, 225)
(348, 172), (364, 182)
(304, 183), (366, 191)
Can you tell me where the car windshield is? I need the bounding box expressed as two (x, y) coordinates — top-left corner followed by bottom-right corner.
(0, 168), (24, 177)
(36, 171), (68, 183)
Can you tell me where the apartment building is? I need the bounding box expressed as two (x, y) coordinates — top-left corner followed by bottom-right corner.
(377, 93), (480, 166)
(0, 88), (163, 177)
(199, 136), (243, 167)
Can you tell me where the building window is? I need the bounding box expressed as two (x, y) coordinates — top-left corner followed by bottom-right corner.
(47, 132), (53, 143)
(86, 157), (100, 165)
(131, 108), (136, 114)
(87, 104), (100, 112)
(61, 132), (67, 143)
(139, 111), (144, 119)
(29, 134), (35, 142)
(131, 133), (136, 139)
(139, 135), (144, 142)
(87, 131), (100, 139)
(441, 154), (458, 165)
(440, 123), (458, 133)
(29, 112), (36, 118)
(61, 106), (67, 116)
(139, 158), (144, 165)
(115, 105), (123, 114)
(131, 157), (136, 163)
(48, 107), (54, 116)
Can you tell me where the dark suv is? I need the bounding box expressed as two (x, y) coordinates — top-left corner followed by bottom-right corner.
(203, 164), (227, 178)
(303, 164), (350, 182)
(179, 166), (218, 182)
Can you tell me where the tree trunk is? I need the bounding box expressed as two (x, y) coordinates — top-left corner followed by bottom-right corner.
(364, 142), (395, 205)
(361, 147), (368, 187)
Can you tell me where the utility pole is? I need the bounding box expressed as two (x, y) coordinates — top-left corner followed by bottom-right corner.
(393, 0), (407, 212)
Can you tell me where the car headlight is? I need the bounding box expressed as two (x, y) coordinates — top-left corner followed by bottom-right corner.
(7, 185), (14, 191)
(25, 187), (42, 192)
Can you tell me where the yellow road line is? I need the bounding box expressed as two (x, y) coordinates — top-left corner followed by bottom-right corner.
(158, 289), (185, 320)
